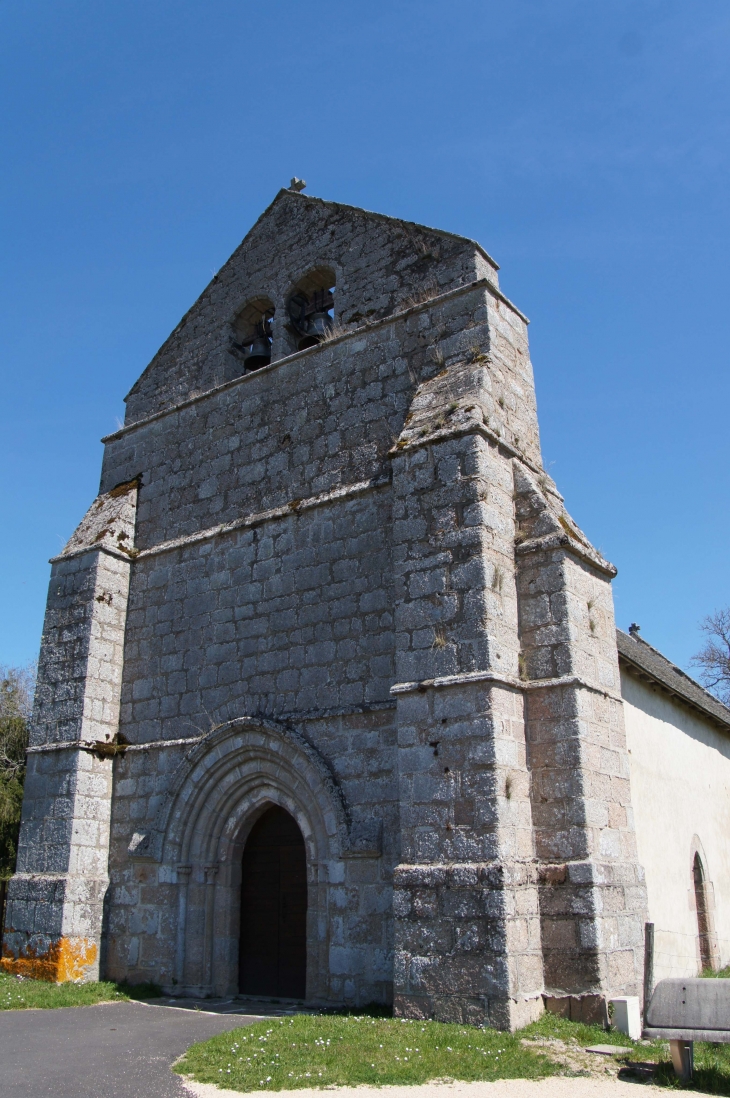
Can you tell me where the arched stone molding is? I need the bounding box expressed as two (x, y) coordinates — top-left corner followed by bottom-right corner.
(278, 260), (343, 358)
(158, 717), (349, 859)
(148, 717), (351, 1000)
(281, 260), (343, 315)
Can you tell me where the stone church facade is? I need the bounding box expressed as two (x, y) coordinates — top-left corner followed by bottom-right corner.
(2, 188), (656, 1027)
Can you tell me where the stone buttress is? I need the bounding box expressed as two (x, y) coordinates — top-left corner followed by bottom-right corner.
(390, 337), (544, 1028)
(513, 466), (648, 1021)
(388, 285), (646, 1024)
(1, 482), (137, 981)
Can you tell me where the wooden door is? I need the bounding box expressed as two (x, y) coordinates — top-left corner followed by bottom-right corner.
(239, 805), (307, 998)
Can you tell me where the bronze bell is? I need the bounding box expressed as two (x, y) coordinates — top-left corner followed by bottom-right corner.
(245, 335), (272, 369)
(297, 311), (332, 350)
(309, 311), (332, 339)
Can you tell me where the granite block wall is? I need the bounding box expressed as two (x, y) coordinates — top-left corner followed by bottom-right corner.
(2, 522), (133, 981)
(513, 467), (647, 1008)
(389, 423), (544, 1027)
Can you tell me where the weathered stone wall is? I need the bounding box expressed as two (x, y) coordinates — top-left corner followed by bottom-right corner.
(95, 272), (545, 1006)
(104, 489), (399, 1002)
(389, 426), (544, 1028)
(101, 280), (539, 547)
(513, 469), (646, 1018)
(2, 487), (134, 981)
(105, 710), (396, 1002)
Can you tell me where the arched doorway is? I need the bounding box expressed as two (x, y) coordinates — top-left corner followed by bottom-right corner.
(239, 805), (307, 998)
(693, 852), (713, 972)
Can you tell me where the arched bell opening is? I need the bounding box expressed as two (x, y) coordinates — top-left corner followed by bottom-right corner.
(239, 804), (307, 999)
(286, 267), (336, 352)
(229, 296), (276, 374)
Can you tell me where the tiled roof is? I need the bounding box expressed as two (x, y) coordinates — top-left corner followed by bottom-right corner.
(617, 628), (730, 731)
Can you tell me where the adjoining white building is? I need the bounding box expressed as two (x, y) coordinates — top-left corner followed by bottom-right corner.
(619, 626), (730, 983)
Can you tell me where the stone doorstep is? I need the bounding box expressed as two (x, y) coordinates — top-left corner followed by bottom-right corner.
(145, 995), (323, 1016)
(143, 997), (263, 1016)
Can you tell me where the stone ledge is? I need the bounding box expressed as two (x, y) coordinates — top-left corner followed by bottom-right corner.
(516, 531), (617, 578)
(388, 416), (547, 480)
(391, 669), (622, 703)
(394, 862), (538, 889)
(132, 474), (391, 560)
(48, 542), (135, 566)
(27, 701), (397, 754)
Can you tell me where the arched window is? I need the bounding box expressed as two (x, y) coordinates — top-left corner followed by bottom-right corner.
(286, 267), (336, 352)
(693, 852), (713, 972)
(230, 297), (276, 372)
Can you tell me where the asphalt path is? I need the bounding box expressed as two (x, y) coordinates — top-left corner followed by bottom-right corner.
(0, 999), (261, 1097)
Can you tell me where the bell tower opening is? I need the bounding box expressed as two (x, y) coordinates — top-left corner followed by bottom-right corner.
(286, 267), (336, 351)
(230, 297), (275, 373)
(239, 805), (307, 999)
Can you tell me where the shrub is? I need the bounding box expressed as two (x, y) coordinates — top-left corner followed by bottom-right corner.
(0, 664), (35, 879)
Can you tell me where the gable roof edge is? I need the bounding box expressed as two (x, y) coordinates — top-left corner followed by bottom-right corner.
(617, 627), (730, 732)
(124, 189), (293, 402)
(284, 189), (501, 271)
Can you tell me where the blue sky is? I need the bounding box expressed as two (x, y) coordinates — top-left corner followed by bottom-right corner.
(1, 0), (728, 672)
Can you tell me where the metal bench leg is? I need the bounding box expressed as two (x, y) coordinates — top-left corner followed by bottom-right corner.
(670, 1040), (694, 1082)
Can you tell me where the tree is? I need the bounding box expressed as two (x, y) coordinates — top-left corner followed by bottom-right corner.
(691, 609), (730, 708)
(0, 664), (35, 878)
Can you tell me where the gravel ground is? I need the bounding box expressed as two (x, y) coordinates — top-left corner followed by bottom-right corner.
(181, 1079), (666, 1098)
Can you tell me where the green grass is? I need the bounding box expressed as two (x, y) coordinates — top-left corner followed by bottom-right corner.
(522, 1009), (641, 1047)
(524, 1010), (730, 1096)
(0, 969), (160, 1010)
(175, 1013), (559, 1091)
(652, 1045), (730, 1095)
(177, 1009), (730, 1095)
(5, 967), (730, 1095)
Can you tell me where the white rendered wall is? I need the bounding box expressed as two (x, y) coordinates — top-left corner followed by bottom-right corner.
(622, 670), (730, 982)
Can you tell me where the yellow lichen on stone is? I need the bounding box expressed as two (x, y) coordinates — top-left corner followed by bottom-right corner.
(1, 937), (98, 983)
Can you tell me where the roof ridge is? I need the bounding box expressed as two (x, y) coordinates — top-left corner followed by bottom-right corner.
(627, 630), (703, 686)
